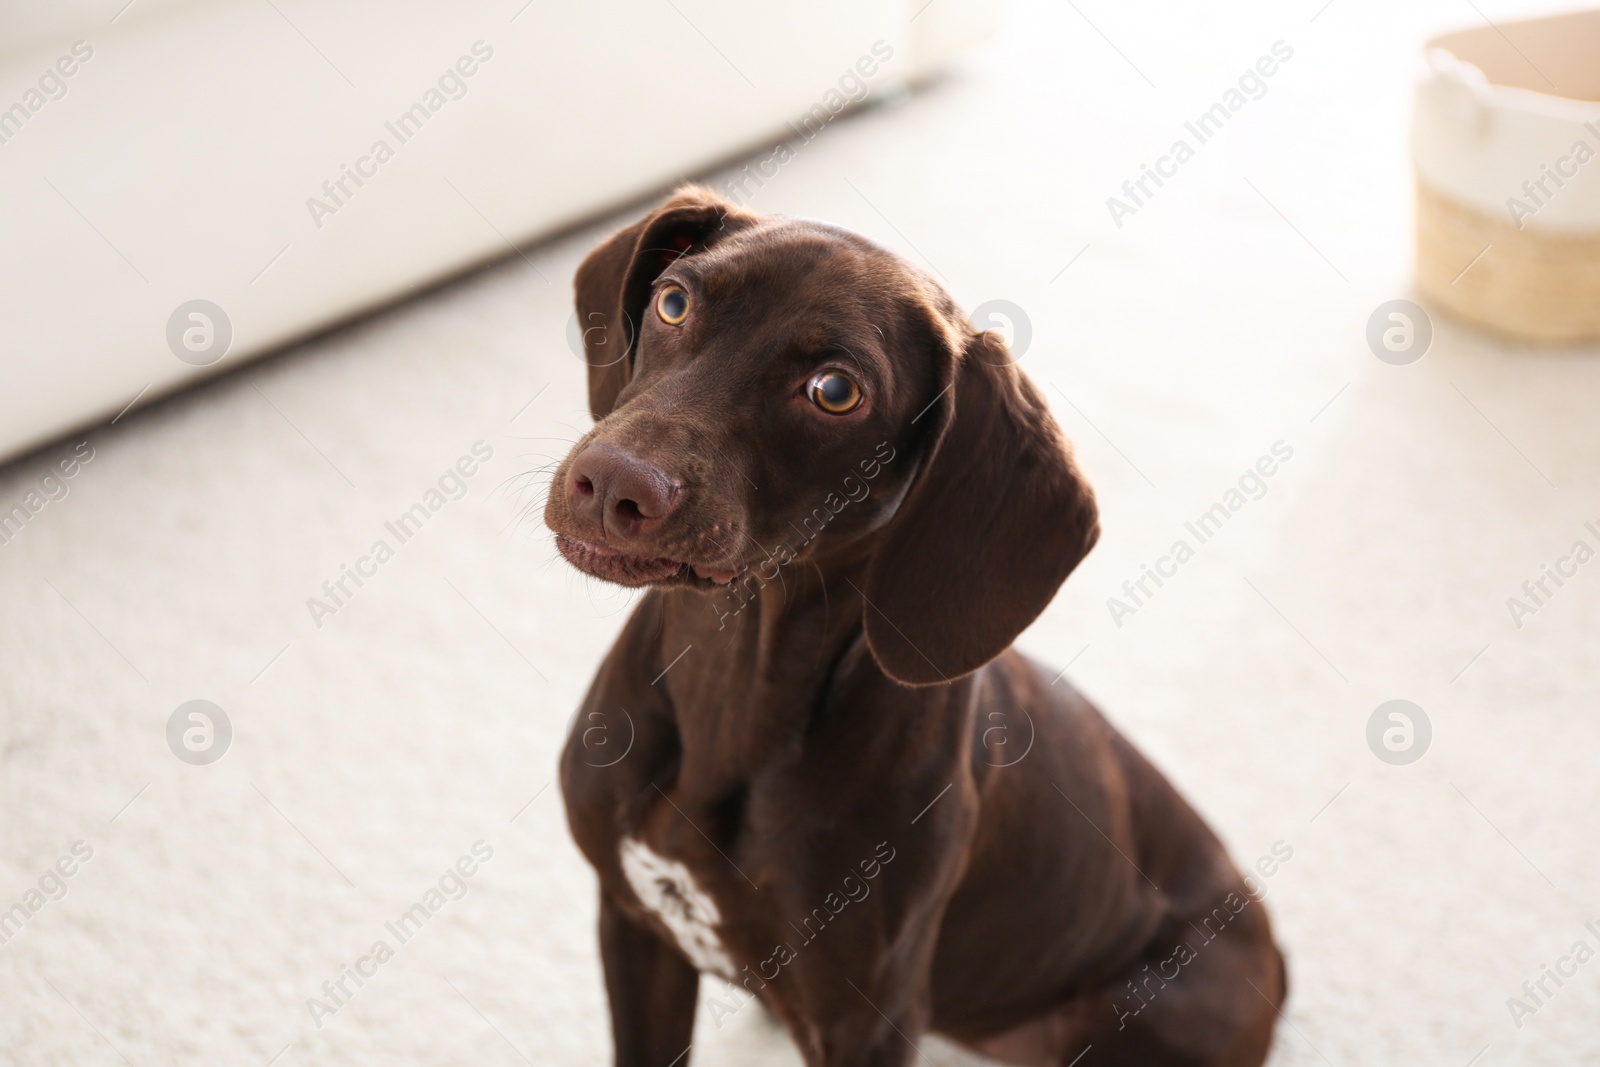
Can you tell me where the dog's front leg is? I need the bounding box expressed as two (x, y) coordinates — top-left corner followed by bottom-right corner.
(771, 865), (953, 1067)
(599, 890), (700, 1067)
(805, 989), (932, 1067)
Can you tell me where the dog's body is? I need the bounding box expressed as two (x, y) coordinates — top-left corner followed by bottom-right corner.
(547, 189), (1285, 1067)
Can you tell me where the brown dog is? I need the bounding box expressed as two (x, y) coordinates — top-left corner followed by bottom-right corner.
(546, 187), (1286, 1067)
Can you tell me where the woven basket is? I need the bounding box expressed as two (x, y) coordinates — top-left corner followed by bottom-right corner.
(1413, 11), (1600, 343)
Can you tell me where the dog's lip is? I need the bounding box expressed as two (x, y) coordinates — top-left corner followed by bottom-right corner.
(555, 534), (741, 587)
(689, 564), (740, 584)
(557, 534), (681, 584)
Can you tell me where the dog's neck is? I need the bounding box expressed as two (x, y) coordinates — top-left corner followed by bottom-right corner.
(657, 547), (876, 792)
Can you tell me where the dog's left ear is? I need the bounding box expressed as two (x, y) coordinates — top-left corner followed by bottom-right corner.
(864, 330), (1100, 686)
(573, 186), (756, 421)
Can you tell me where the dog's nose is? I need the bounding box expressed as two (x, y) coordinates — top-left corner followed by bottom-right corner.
(568, 442), (681, 539)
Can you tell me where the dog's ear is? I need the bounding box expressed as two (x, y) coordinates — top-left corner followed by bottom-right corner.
(864, 330), (1099, 686)
(573, 185), (755, 420)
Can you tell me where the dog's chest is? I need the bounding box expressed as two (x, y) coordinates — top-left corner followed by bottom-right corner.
(618, 836), (738, 979)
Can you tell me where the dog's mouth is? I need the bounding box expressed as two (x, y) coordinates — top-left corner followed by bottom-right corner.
(555, 534), (742, 589)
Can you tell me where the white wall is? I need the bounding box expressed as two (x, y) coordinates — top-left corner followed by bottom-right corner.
(0, 0), (993, 463)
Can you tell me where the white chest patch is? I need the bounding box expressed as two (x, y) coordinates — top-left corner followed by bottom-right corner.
(619, 837), (736, 979)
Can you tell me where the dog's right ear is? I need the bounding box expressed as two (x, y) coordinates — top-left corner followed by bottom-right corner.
(573, 186), (756, 421)
(863, 329), (1100, 686)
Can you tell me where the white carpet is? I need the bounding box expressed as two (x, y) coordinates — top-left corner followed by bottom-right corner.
(4, 0), (1599, 1064)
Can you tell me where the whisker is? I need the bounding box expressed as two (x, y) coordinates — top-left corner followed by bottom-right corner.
(808, 556), (830, 669)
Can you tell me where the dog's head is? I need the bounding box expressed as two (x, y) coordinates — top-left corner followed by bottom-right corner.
(545, 186), (1099, 685)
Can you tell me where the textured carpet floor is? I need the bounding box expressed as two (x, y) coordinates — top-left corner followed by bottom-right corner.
(4, 0), (1599, 1064)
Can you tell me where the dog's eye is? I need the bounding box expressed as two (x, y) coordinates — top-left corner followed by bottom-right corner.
(809, 371), (862, 415)
(656, 284), (690, 325)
